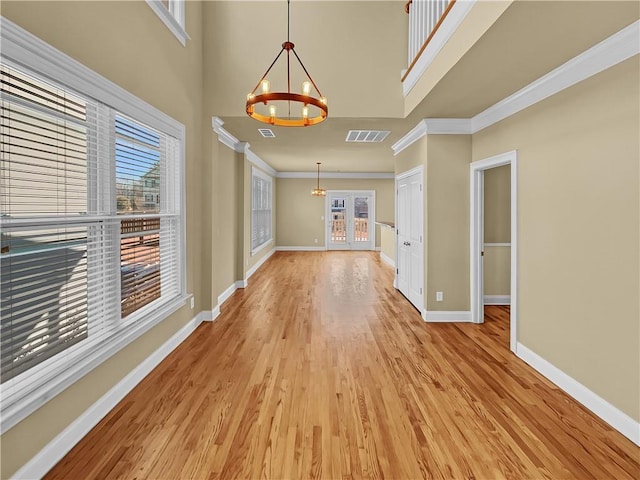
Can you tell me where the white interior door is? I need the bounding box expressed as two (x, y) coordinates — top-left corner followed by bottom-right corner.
(326, 191), (375, 250)
(396, 169), (423, 312)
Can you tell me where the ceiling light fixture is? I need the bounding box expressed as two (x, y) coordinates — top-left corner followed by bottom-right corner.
(246, 0), (328, 127)
(311, 162), (326, 197)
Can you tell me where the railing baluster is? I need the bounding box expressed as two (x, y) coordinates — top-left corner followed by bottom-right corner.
(404, 0), (454, 80)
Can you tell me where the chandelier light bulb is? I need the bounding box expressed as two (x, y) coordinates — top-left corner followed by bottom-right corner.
(245, 0), (327, 127)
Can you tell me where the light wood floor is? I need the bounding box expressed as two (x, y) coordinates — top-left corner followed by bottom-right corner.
(46, 251), (639, 479)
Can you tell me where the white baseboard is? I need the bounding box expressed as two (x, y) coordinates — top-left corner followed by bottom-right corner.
(516, 343), (640, 446)
(380, 252), (395, 268)
(12, 310), (211, 480)
(484, 295), (511, 305)
(217, 283), (238, 307)
(246, 248), (276, 280)
(374, 247), (381, 252)
(424, 310), (472, 322)
(276, 246), (326, 251)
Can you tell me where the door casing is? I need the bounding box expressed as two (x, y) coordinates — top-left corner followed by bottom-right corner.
(470, 150), (518, 352)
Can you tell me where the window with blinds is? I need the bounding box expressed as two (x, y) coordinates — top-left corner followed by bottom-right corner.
(0, 63), (183, 392)
(251, 168), (272, 253)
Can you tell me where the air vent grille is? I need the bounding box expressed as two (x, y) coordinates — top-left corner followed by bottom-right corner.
(258, 128), (276, 138)
(345, 130), (391, 143)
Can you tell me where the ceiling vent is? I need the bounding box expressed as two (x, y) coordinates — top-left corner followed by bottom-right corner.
(345, 130), (390, 143)
(258, 128), (276, 138)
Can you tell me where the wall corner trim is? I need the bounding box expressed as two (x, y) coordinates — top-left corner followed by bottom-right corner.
(11, 310), (210, 480)
(424, 311), (472, 322)
(516, 343), (640, 446)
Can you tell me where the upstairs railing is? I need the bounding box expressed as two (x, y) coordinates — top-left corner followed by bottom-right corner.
(403, 0), (455, 82)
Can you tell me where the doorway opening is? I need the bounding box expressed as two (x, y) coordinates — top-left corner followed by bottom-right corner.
(325, 191), (375, 250)
(470, 151), (518, 353)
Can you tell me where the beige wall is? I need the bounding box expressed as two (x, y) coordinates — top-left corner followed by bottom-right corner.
(276, 178), (394, 248)
(380, 225), (396, 265)
(426, 135), (472, 311)
(214, 143), (242, 295)
(484, 165), (511, 242)
(484, 164), (511, 296)
(1, 1), (207, 478)
(473, 57), (640, 422)
(484, 247), (510, 296)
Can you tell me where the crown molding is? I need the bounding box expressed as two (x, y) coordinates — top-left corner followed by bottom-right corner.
(395, 20), (640, 153)
(391, 120), (427, 156)
(425, 118), (473, 134)
(211, 117), (277, 176)
(277, 172), (394, 179)
(472, 19), (640, 133)
(242, 142), (277, 177)
(211, 116), (241, 151)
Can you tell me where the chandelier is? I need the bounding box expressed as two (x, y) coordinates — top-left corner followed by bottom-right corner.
(246, 0), (328, 127)
(311, 162), (326, 196)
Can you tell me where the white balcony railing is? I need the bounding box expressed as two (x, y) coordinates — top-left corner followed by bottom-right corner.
(404, 0), (454, 78)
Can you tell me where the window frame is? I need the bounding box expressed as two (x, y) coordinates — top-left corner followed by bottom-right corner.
(250, 167), (273, 255)
(0, 17), (188, 434)
(145, 0), (189, 47)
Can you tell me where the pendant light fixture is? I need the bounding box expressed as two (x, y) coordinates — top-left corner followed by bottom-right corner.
(246, 0), (328, 127)
(311, 162), (326, 196)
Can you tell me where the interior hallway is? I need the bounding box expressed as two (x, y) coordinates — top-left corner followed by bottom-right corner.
(45, 252), (639, 479)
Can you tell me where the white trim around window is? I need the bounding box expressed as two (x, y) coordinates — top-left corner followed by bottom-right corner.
(0, 17), (188, 434)
(250, 167), (273, 256)
(145, 0), (190, 47)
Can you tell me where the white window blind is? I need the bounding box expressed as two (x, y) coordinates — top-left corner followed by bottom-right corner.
(251, 168), (272, 253)
(0, 58), (184, 429)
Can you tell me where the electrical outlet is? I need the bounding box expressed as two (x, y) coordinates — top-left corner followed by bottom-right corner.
(314, 238), (318, 243)
(436, 291), (443, 302)
(190, 297), (195, 309)
(321, 215), (324, 220)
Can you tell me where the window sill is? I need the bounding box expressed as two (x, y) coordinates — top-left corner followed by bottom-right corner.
(1, 294), (188, 434)
(145, 0), (189, 47)
(251, 239), (273, 257)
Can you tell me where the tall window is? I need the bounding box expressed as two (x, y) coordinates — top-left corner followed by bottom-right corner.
(251, 168), (272, 254)
(0, 54), (184, 430)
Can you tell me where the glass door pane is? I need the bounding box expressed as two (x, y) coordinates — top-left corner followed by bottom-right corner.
(330, 197), (347, 244)
(353, 196), (369, 242)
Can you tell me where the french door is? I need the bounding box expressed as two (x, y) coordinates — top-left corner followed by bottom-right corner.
(326, 191), (375, 250)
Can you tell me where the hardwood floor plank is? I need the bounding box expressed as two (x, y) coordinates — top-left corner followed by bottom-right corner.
(44, 251), (639, 480)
